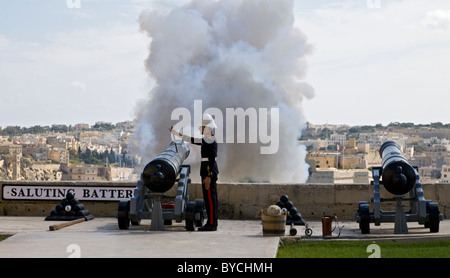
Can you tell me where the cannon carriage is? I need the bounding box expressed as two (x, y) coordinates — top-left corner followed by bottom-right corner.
(117, 141), (206, 231)
(356, 141), (443, 234)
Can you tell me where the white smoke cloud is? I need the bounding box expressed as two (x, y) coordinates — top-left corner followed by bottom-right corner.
(423, 10), (450, 29)
(71, 80), (86, 91)
(132, 0), (315, 183)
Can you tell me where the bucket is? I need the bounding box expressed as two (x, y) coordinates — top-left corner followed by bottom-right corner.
(321, 215), (334, 237)
(261, 213), (286, 236)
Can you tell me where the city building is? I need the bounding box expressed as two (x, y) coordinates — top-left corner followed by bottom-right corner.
(329, 133), (346, 146)
(0, 144), (22, 180)
(442, 164), (450, 184)
(60, 164), (112, 181)
(48, 148), (70, 164)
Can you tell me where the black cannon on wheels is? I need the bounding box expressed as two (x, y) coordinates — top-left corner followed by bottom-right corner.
(356, 141), (443, 234)
(117, 141), (205, 231)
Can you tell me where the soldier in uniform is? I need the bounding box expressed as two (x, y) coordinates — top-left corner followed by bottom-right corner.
(170, 114), (219, 231)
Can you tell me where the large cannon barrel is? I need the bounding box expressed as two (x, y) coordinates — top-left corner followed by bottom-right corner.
(379, 141), (416, 195)
(142, 141), (190, 193)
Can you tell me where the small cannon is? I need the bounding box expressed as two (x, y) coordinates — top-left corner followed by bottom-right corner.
(356, 141), (443, 234)
(117, 141), (205, 231)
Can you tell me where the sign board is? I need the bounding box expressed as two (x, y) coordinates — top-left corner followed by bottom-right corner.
(2, 184), (134, 202)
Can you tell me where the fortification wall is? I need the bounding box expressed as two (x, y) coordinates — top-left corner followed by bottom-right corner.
(1, 181), (448, 220)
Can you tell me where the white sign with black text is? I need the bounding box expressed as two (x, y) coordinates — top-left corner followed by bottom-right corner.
(2, 184), (134, 202)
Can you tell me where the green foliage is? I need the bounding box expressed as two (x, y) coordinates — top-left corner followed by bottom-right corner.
(277, 240), (450, 258)
(0, 122), (119, 136)
(69, 147), (117, 165)
(92, 122), (116, 131)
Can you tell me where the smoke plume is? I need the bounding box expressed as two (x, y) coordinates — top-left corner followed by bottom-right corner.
(132, 0), (315, 183)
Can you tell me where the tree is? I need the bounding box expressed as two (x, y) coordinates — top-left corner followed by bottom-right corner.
(430, 122), (443, 129)
(108, 149), (116, 164)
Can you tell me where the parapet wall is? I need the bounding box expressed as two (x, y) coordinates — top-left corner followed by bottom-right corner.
(1, 180), (449, 220)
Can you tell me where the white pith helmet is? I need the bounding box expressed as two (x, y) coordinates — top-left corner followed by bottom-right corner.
(200, 113), (217, 129)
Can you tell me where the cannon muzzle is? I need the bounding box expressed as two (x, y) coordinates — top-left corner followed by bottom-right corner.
(142, 141), (190, 193)
(379, 141), (415, 195)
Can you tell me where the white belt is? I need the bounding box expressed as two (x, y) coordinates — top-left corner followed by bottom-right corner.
(201, 158), (215, 162)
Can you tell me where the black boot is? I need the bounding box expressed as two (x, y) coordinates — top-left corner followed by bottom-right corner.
(198, 224), (217, 231)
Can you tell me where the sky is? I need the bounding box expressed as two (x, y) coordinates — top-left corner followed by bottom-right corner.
(0, 0), (449, 128)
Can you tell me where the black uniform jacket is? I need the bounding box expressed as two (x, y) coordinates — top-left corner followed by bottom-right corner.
(190, 135), (219, 177)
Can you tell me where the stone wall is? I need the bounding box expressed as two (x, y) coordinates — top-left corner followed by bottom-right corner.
(0, 180), (448, 220)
